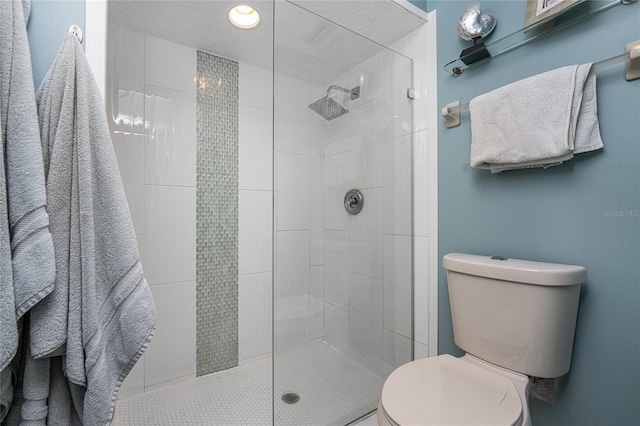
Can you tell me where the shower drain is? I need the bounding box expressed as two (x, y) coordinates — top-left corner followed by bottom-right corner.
(281, 392), (300, 404)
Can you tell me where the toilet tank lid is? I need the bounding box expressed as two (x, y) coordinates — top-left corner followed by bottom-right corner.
(443, 253), (587, 286)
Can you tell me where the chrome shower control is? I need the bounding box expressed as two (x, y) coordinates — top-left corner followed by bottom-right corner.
(344, 189), (364, 215)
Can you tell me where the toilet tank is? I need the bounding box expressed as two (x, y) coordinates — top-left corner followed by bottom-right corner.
(443, 253), (586, 378)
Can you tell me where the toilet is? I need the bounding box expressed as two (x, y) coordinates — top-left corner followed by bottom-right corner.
(378, 253), (586, 426)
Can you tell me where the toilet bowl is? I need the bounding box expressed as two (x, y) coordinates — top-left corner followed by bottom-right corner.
(377, 354), (531, 426)
(377, 253), (586, 426)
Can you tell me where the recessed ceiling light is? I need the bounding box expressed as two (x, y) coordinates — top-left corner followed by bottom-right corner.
(229, 5), (260, 29)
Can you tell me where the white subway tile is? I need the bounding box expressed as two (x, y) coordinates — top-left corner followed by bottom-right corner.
(413, 130), (430, 237)
(144, 186), (196, 285)
(144, 86), (196, 187)
(275, 230), (310, 310)
(107, 25), (145, 135)
(309, 154), (325, 193)
(324, 230), (350, 311)
(310, 265), (324, 340)
(275, 73), (310, 155)
(239, 272), (273, 361)
(389, 23), (432, 133)
(323, 152), (351, 231)
(310, 193), (324, 266)
(414, 236), (430, 347)
(145, 282), (196, 387)
(239, 105), (273, 191)
(349, 273), (383, 373)
(324, 302), (349, 355)
(383, 49), (412, 139)
(350, 51), (384, 105)
(350, 100), (384, 190)
(239, 62), (273, 110)
(276, 152), (310, 230)
(383, 135), (412, 236)
(384, 235), (412, 338)
(239, 190), (273, 274)
(112, 132), (145, 235)
(350, 188), (383, 279)
(145, 35), (196, 94)
(383, 329), (412, 378)
(276, 304), (309, 354)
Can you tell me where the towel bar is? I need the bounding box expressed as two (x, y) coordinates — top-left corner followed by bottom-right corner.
(442, 39), (640, 129)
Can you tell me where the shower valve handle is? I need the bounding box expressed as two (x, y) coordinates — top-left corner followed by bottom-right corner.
(344, 189), (364, 215)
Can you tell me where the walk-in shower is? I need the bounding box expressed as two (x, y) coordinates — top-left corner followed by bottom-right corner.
(106, 0), (429, 424)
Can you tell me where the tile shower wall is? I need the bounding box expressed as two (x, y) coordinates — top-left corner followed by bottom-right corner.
(108, 27), (198, 398)
(388, 18), (438, 361)
(238, 62), (273, 364)
(274, 71), (313, 354)
(108, 25), (276, 399)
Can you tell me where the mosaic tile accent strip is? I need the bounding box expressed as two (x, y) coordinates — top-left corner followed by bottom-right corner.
(195, 51), (239, 375)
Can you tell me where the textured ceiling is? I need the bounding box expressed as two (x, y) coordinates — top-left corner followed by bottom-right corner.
(107, 0), (426, 82)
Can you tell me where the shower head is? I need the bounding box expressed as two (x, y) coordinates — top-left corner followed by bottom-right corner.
(308, 96), (349, 121)
(308, 85), (360, 121)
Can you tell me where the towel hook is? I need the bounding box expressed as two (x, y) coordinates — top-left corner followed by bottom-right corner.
(68, 25), (83, 43)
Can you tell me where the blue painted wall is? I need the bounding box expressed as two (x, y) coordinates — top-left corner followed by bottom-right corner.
(408, 0), (428, 12)
(431, 0), (639, 424)
(26, 0), (85, 88)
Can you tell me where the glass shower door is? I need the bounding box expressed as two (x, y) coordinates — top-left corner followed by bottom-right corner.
(272, 2), (414, 424)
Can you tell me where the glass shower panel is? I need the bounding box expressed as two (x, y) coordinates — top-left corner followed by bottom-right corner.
(273, 2), (414, 424)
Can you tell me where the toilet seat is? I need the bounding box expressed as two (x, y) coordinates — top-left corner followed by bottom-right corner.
(380, 354), (523, 426)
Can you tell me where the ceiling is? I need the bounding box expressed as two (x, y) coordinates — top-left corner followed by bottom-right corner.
(107, 0), (427, 82)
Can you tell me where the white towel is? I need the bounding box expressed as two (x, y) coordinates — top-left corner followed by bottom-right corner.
(32, 33), (156, 425)
(469, 64), (604, 173)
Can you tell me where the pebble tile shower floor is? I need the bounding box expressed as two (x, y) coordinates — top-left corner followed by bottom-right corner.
(114, 342), (382, 425)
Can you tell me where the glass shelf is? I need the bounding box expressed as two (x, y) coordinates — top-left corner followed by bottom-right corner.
(444, 0), (635, 75)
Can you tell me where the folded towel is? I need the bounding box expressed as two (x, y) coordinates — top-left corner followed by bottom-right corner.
(35, 33), (156, 425)
(0, 1), (55, 413)
(469, 64), (603, 173)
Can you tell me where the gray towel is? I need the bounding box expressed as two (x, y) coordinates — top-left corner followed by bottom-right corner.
(35, 33), (156, 425)
(469, 64), (604, 173)
(4, 317), (49, 426)
(0, 1), (56, 420)
(0, 84), (15, 422)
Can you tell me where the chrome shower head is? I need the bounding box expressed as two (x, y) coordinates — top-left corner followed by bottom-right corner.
(308, 96), (349, 121)
(308, 85), (360, 121)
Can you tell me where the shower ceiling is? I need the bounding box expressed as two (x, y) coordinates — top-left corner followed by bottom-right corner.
(107, 0), (426, 81)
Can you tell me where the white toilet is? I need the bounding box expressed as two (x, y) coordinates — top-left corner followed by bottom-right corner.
(378, 253), (586, 426)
